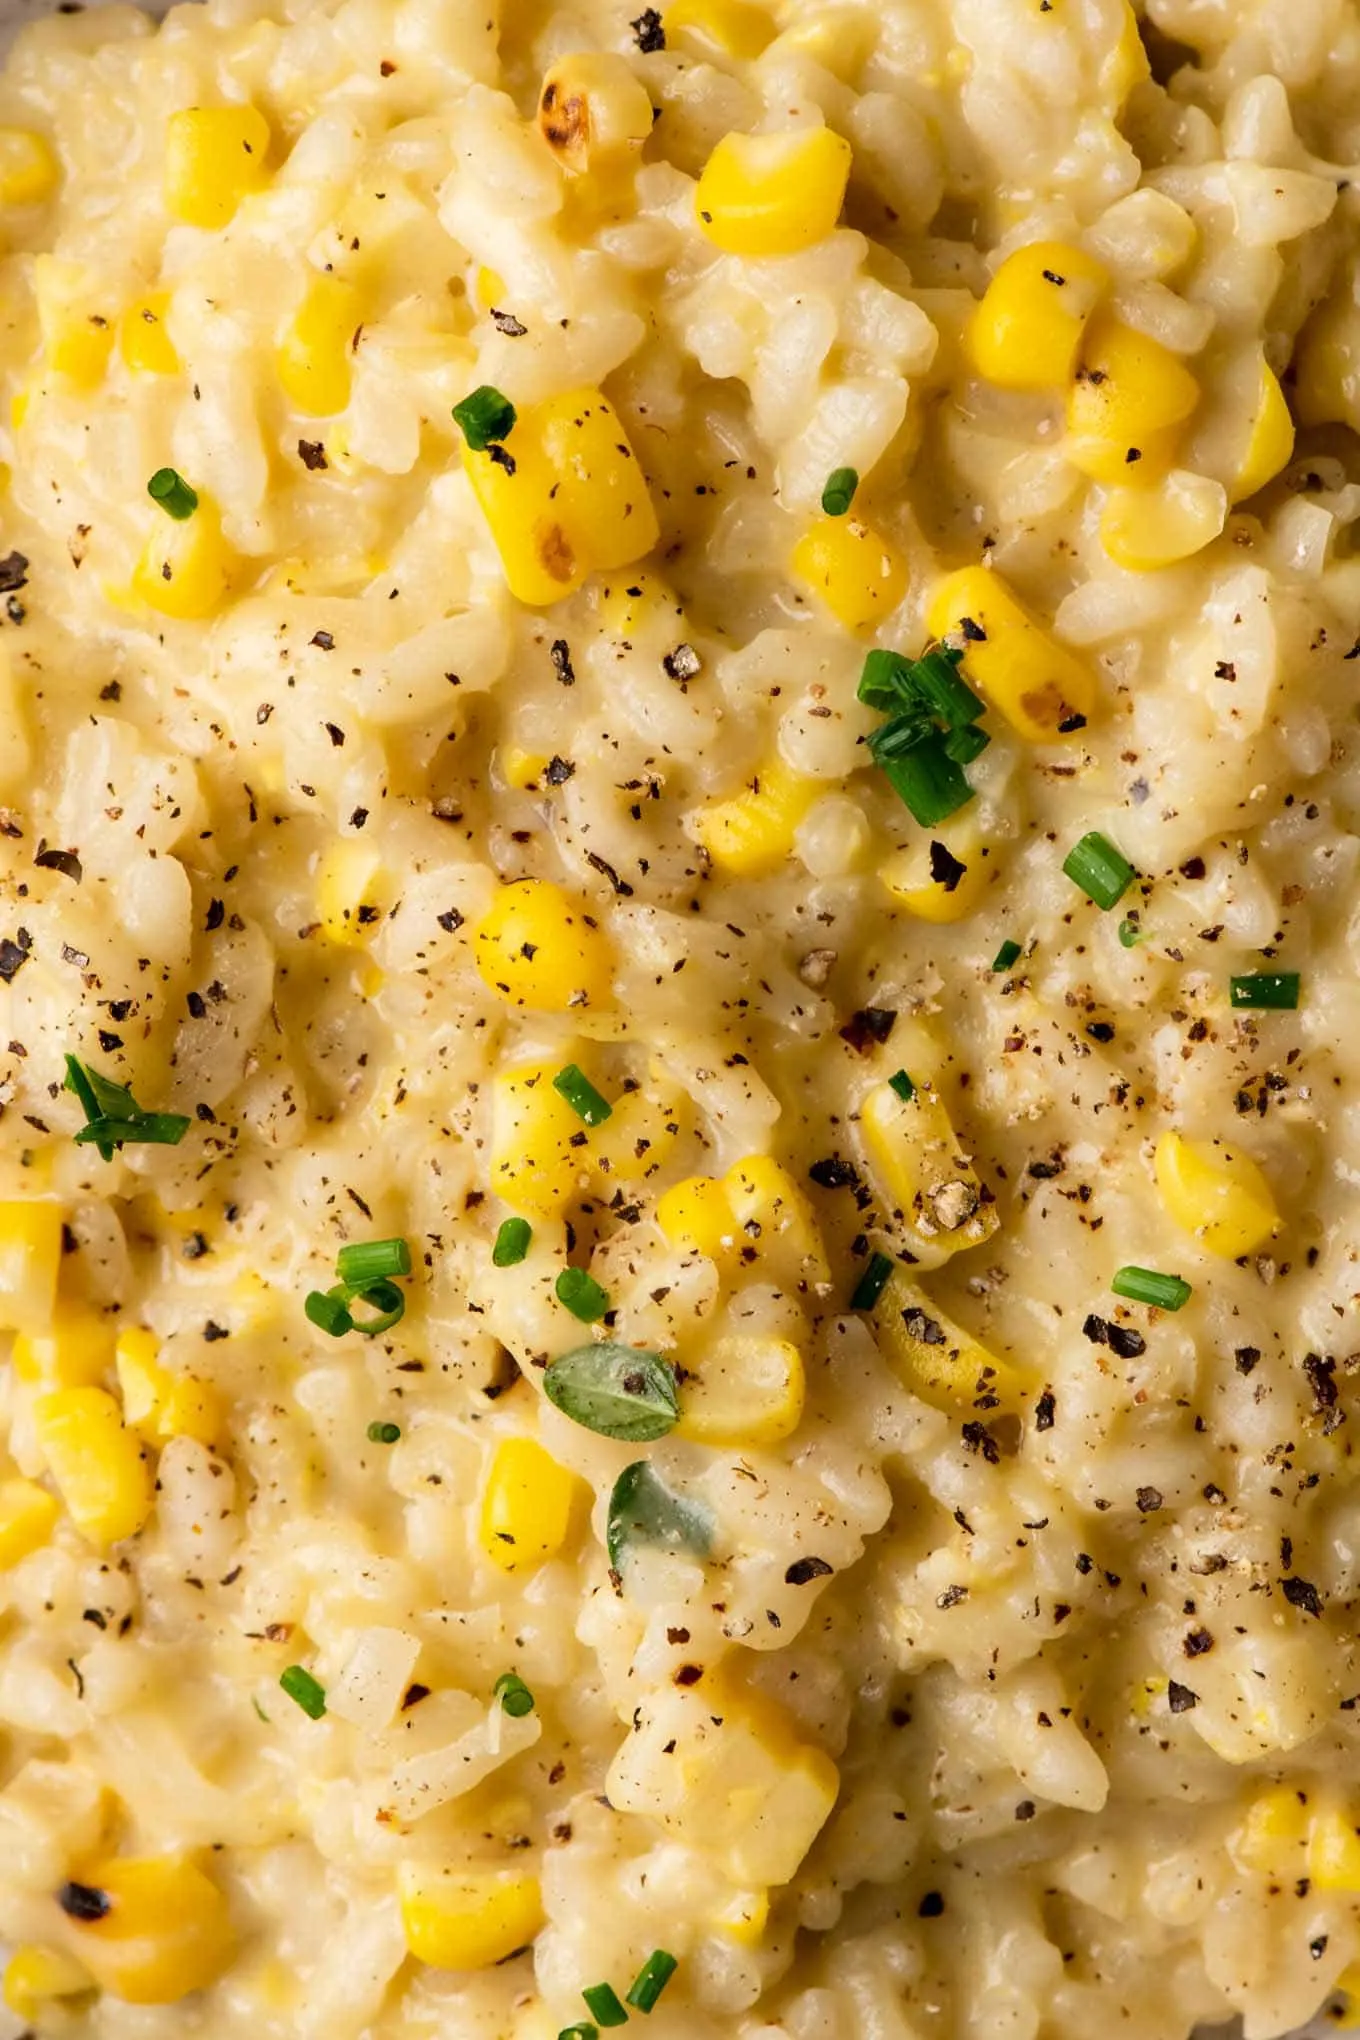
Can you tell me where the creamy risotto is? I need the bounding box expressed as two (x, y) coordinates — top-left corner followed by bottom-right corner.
(1, 0), (1360, 2035)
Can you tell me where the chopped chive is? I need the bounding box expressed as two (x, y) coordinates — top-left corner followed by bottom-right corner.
(306, 1287), (354, 1336)
(1118, 916), (1141, 948)
(367, 1420), (401, 1443)
(1063, 831), (1134, 911)
(582, 1984), (628, 2028)
(559, 2028), (599, 2040)
(147, 466), (198, 520)
(626, 1950), (678, 2014)
(821, 465), (859, 516)
(493, 1671), (535, 1718)
(552, 1064), (613, 1126)
(888, 1069), (915, 1102)
(345, 1278), (405, 1337)
(850, 1250), (893, 1311)
(858, 648), (917, 713)
(453, 384), (517, 451)
(878, 735), (974, 828)
(1229, 972), (1300, 1011)
(337, 1237), (411, 1286)
(493, 1217), (532, 1267)
(63, 1054), (191, 1160)
(279, 1665), (327, 1719)
(1111, 1266), (1192, 1312)
(556, 1267), (609, 1323)
(992, 939), (1022, 972)
(941, 721), (989, 763)
(867, 710), (936, 760)
(906, 647), (985, 730)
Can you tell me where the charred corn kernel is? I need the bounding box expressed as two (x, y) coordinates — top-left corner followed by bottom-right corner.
(1307, 1804), (1360, 1892)
(1067, 316), (1200, 482)
(678, 1333), (805, 1446)
(0, 1477), (60, 1568)
(1231, 358), (1293, 502)
(278, 274), (361, 417)
(696, 126), (852, 257)
(878, 825), (993, 923)
(118, 293), (179, 376)
(34, 1387), (152, 1548)
(724, 1154), (829, 1288)
(33, 256), (113, 388)
(132, 496), (231, 619)
(668, 0), (775, 56)
(13, 1305), (114, 1388)
(690, 757), (819, 876)
(473, 878), (614, 1012)
(0, 128), (58, 205)
(475, 266), (505, 309)
(315, 838), (385, 946)
(489, 1059), (585, 1217)
(500, 746), (550, 791)
(1153, 1129), (1278, 1259)
(479, 1435), (579, 1573)
(791, 516), (908, 633)
(656, 1174), (737, 1261)
(62, 1855), (234, 2004)
(926, 566), (1095, 741)
(872, 1266), (1023, 1413)
(590, 1078), (689, 1185)
(115, 1328), (220, 1448)
(0, 1200), (63, 1332)
(537, 52), (653, 175)
(3, 1944), (91, 2019)
(1100, 468), (1226, 570)
(860, 1078), (997, 1265)
(710, 1887), (770, 1944)
(1099, 0), (1150, 104)
(398, 1864), (543, 1970)
(164, 104), (270, 229)
(965, 241), (1109, 391)
(1230, 1785), (1311, 1873)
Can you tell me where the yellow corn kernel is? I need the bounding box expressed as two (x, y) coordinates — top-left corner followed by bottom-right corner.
(0, 1200), (63, 1332)
(474, 878), (614, 1012)
(132, 497), (231, 620)
(590, 1077), (689, 1186)
(3, 1944), (91, 2020)
(164, 104), (271, 229)
(465, 426), (577, 607)
(1308, 1804), (1360, 1892)
(0, 1477), (60, 1568)
(1229, 1784), (1311, 1874)
(696, 126), (852, 257)
(709, 1886), (770, 1944)
(860, 1078), (997, 1265)
(314, 838), (385, 946)
(773, 7), (875, 76)
(871, 1266), (1024, 1414)
(678, 1333), (805, 1447)
(724, 1154), (830, 1289)
(668, 0), (775, 56)
(500, 746), (551, 791)
(278, 274), (361, 417)
(0, 128), (58, 206)
(537, 52), (653, 176)
(60, 1855), (234, 2004)
(690, 758), (819, 876)
(34, 1387), (152, 1549)
(878, 825), (993, 923)
(1099, 1), (1150, 106)
(398, 1864), (543, 1970)
(926, 566), (1094, 741)
(478, 1435), (580, 1573)
(1153, 1129), (1278, 1260)
(1231, 357), (1293, 503)
(33, 256), (113, 389)
(118, 293), (180, 376)
(12, 1305), (114, 1388)
(1066, 316), (1200, 482)
(490, 1059), (588, 1217)
(1099, 468), (1226, 570)
(10, 375), (34, 430)
(475, 266), (506, 309)
(791, 516), (908, 634)
(115, 1327), (221, 1448)
(656, 1174), (737, 1262)
(965, 241), (1109, 392)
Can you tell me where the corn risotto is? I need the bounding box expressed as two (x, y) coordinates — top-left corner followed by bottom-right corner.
(0, 0), (1358, 2034)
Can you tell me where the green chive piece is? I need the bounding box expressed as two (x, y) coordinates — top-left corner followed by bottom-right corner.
(992, 939), (1022, 973)
(559, 2028), (599, 2040)
(627, 1951), (678, 2015)
(493, 1671), (535, 1718)
(907, 647), (985, 730)
(63, 1054), (191, 1159)
(1117, 916), (1141, 948)
(1063, 831), (1135, 911)
(821, 466), (859, 516)
(337, 1237), (411, 1286)
(888, 1070), (915, 1102)
(1229, 972), (1300, 1011)
(453, 384), (517, 451)
(1111, 1266), (1192, 1311)
(878, 735), (975, 828)
(556, 1267), (609, 1323)
(306, 1288), (353, 1337)
(279, 1665), (327, 1719)
(367, 1420), (401, 1444)
(850, 1251), (893, 1311)
(941, 721), (989, 763)
(493, 1217), (532, 1267)
(147, 466), (198, 520)
(345, 1279), (406, 1337)
(581, 1984), (628, 2028)
(552, 1064), (613, 1126)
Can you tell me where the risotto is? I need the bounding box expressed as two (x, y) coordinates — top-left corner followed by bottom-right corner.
(0, 0), (1359, 2035)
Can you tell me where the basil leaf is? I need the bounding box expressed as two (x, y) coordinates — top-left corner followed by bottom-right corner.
(607, 1460), (714, 1572)
(543, 1342), (678, 1441)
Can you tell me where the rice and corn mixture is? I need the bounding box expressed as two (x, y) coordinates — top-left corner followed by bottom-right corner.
(2, 0), (1360, 2034)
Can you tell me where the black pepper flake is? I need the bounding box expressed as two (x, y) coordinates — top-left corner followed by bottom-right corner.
(311, 631), (335, 651)
(961, 1419), (1000, 1464)
(403, 1682), (431, 1709)
(324, 722), (345, 747)
(34, 843), (81, 882)
(437, 907), (463, 933)
(97, 677), (119, 699)
(1281, 1576), (1323, 1617)
(58, 1881), (110, 1921)
(1234, 1345), (1261, 1375)
(663, 642), (702, 683)
(673, 1663), (703, 1685)
(838, 1007), (896, 1053)
(1135, 1485), (1163, 1514)
(1311, 1936), (1329, 1961)
(490, 308), (528, 337)
(959, 615), (986, 642)
(186, 990), (207, 1019)
(936, 1584), (968, 1609)
(918, 1891), (945, 1917)
(1167, 1680), (1197, 1713)
(903, 1307), (946, 1345)
(203, 1320), (229, 1342)
(631, 6), (665, 49)
(785, 1556), (833, 1586)
(0, 551), (29, 592)
(585, 850), (634, 897)
(544, 755), (575, 785)
(0, 935), (29, 982)
(550, 638), (575, 685)
(1034, 1388), (1056, 1431)
(1082, 1313), (1145, 1359)
(808, 1156), (859, 1190)
(1183, 1628), (1214, 1657)
(1085, 1020), (1115, 1043)
(204, 898), (225, 931)
(182, 1231), (209, 1261)
(350, 807), (368, 829)
(298, 440), (328, 470)
(928, 840), (967, 892)
(1303, 1352), (1337, 1411)
(488, 443), (516, 475)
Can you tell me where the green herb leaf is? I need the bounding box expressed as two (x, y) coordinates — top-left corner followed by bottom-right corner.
(607, 1460), (713, 1573)
(544, 1342), (678, 1441)
(279, 1665), (327, 1719)
(821, 466), (859, 516)
(1229, 972), (1300, 1011)
(555, 1267), (610, 1323)
(493, 1217), (532, 1267)
(453, 384), (517, 451)
(888, 1069), (914, 1102)
(992, 939), (1022, 972)
(1111, 1266), (1192, 1311)
(552, 1064), (612, 1126)
(147, 466), (198, 520)
(1063, 832), (1135, 911)
(337, 1237), (411, 1286)
(850, 1250), (894, 1311)
(627, 1950), (679, 2014)
(493, 1671), (536, 1718)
